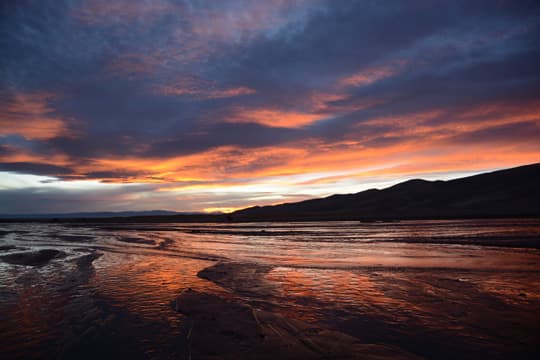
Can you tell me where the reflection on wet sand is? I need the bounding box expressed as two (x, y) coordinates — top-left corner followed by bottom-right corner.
(268, 267), (540, 358)
(0, 219), (539, 359)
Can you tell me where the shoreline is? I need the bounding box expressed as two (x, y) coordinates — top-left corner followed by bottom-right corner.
(2, 216), (540, 224)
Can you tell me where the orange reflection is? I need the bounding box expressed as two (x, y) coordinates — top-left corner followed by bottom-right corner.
(95, 253), (225, 322)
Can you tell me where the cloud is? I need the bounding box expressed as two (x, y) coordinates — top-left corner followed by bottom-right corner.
(0, 162), (74, 176)
(339, 61), (408, 88)
(0, 182), (156, 214)
(224, 107), (327, 128)
(71, 0), (177, 25)
(0, 92), (73, 140)
(157, 74), (256, 99)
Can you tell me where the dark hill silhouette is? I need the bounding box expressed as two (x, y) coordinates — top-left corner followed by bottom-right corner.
(232, 163), (540, 221)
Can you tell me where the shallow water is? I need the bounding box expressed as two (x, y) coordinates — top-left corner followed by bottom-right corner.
(1, 219), (540, 359)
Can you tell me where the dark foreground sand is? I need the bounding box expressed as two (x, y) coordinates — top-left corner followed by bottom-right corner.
(185, 261), (540, 359)
(174, 288), (418, 360)
(1, 249), (65, 266)
(171, 261), (421, 359)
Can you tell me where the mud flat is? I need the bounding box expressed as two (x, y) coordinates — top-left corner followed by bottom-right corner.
(174, 288), (417, 360)
(1, 220), (539, 359)
(1, 249), (65, 266)
(194, 261), (540, 359)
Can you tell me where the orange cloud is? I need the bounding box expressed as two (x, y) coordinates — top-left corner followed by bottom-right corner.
(0, 92), (72, 140)
(160, 83), (255, 99)
(359, 101), (540, 142)
(340, 66), (396, 87)
(11, 102), (537, 187)
(226, 107), (326, 128)
(74, 131), (536, 188)
(0, 144), (71, 167)
(339, 60), (408, 88)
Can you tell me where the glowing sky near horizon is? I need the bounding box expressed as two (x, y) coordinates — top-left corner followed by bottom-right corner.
(1, 0), (540, 214)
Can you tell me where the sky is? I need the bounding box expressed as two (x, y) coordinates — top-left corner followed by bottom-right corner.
(1, 0), (540, 214)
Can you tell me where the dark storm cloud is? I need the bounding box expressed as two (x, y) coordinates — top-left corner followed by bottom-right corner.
(148, 122), (299, 157)
(211, 1), (456, 84)
(209, 1), (538, 91)
(0, 162), (74, 176)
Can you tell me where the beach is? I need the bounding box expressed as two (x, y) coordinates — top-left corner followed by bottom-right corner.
(1, 220), (540, 359)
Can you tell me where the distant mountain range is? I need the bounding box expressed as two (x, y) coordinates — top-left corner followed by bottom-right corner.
(2, 163), (539, 222)
(0, 210), (186, 219)
(232, 163), (540, 221)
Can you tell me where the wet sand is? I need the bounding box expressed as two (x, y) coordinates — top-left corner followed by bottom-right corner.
(174, 288), (418, 360)
(1, 249), (65, 266)
(194, 261), (540, 359)
(0, 220), (539, 359)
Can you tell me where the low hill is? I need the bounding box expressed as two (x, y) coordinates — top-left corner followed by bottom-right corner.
(232, 163), (540, 221)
